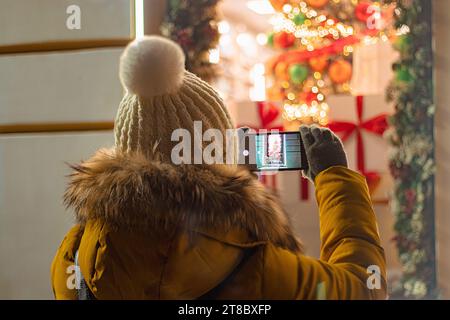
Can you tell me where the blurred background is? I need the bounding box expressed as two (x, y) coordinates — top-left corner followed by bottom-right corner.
(0, 0), (449, 299)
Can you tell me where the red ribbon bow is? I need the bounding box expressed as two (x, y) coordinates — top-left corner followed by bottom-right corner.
(327, 96), (388, 188)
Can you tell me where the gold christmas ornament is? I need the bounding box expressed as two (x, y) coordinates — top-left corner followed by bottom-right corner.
(328, 59), (353, 84)
(305, 0), (330, 9)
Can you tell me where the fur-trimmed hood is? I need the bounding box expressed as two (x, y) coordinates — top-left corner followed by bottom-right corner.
(64, 148), (302, 253)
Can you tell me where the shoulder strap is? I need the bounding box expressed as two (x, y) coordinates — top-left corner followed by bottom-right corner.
(75, 250), (96, 300)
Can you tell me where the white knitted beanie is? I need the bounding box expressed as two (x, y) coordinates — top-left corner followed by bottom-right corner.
(115, 36), (235, 162)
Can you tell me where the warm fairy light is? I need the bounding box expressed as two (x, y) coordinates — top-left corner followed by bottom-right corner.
(249, 63), (266, 101)
(218, 20), (230, 34)
(363, 35), (378, 45)
(208, 48), (220, 64)
(253, 63), (265, 75)
(246, 0), (276, 15)
(317, 15), (327, 23)
(396, 24), (410, 36)
(283, 102), (329, 125)
(256, 33), (268, 45)
(236, 33), (253, 47)
(282, 4), (293, 13)
(219, 33), (231, 46)
(270, 8), (356, 50)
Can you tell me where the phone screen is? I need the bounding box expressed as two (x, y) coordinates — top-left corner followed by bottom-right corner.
(239, 131), (307, 171)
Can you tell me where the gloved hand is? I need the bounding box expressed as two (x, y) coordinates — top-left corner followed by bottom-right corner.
(300, 124), (348, 182)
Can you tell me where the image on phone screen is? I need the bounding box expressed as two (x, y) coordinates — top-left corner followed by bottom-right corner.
(240, 131), (307, 171)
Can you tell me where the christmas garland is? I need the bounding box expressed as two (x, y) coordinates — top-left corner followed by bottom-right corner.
(384, 0), (437, 299)
(160, 0), (220, 82)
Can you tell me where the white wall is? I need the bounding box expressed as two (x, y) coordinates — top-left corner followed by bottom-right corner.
(0, 49), (123, 124)
(434, 0), (450, 299)
(0, 132), (114, 299)
(0, 0), (132, 45)
(0, 0), (131, 299)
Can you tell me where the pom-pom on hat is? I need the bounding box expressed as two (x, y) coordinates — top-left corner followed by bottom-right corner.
(115, 36), (235, 161)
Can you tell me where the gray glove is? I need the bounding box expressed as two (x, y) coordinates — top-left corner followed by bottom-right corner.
(300, 124), (348, 182)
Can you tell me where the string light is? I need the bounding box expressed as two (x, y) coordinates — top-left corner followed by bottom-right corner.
(208, 48), (220, 64)
(256, 33), (267, 45)
(283, 102), (329, 125)
(282, 4), (293, 13)
(265, 0), (392, 125)
(218, 21), (230, 34)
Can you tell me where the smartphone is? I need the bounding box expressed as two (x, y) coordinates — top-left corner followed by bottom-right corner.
(238, 130), (307, 171)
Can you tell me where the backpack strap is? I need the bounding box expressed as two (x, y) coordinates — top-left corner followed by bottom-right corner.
(75, 250), (96, 300)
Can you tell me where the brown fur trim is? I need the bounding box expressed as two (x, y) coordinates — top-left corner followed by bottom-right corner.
(64, 148), (302, 253)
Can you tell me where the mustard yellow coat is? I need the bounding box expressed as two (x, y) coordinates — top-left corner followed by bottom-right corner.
(51, 149), (386, 299)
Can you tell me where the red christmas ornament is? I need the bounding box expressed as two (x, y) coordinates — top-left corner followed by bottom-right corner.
(355, 1), (373, 23)
(274, 61), (289, 80)
(309, 55), (328, 71)
(274, 31), (296, 49)
(299, 91), (317, 104)
(176, 28), (193, 48)
(329, 59), (352, 84)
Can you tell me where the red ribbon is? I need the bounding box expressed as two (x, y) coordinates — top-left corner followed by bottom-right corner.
(327, 96), (388, 187)
(270, 28), (380, 71)
(271, 35), (360, 69)
(300, 176), (309, 200)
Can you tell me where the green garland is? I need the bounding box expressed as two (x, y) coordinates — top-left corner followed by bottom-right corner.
(384, 0), (437, 299)
(160, 0), (220, 82)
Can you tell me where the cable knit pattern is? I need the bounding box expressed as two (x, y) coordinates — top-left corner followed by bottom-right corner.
(115, 37), (235, 162)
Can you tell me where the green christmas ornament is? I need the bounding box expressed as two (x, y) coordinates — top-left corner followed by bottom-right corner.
(394, 35), (411, 53)
(289, 64), (309, 84)
(292, 13), (306, 26)
(267, 32), (274, 47)
(396, 66), (412, 83)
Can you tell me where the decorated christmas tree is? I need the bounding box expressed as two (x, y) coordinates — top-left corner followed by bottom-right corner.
(265, 0), (394, 127)
(160, 0), (220, 82)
